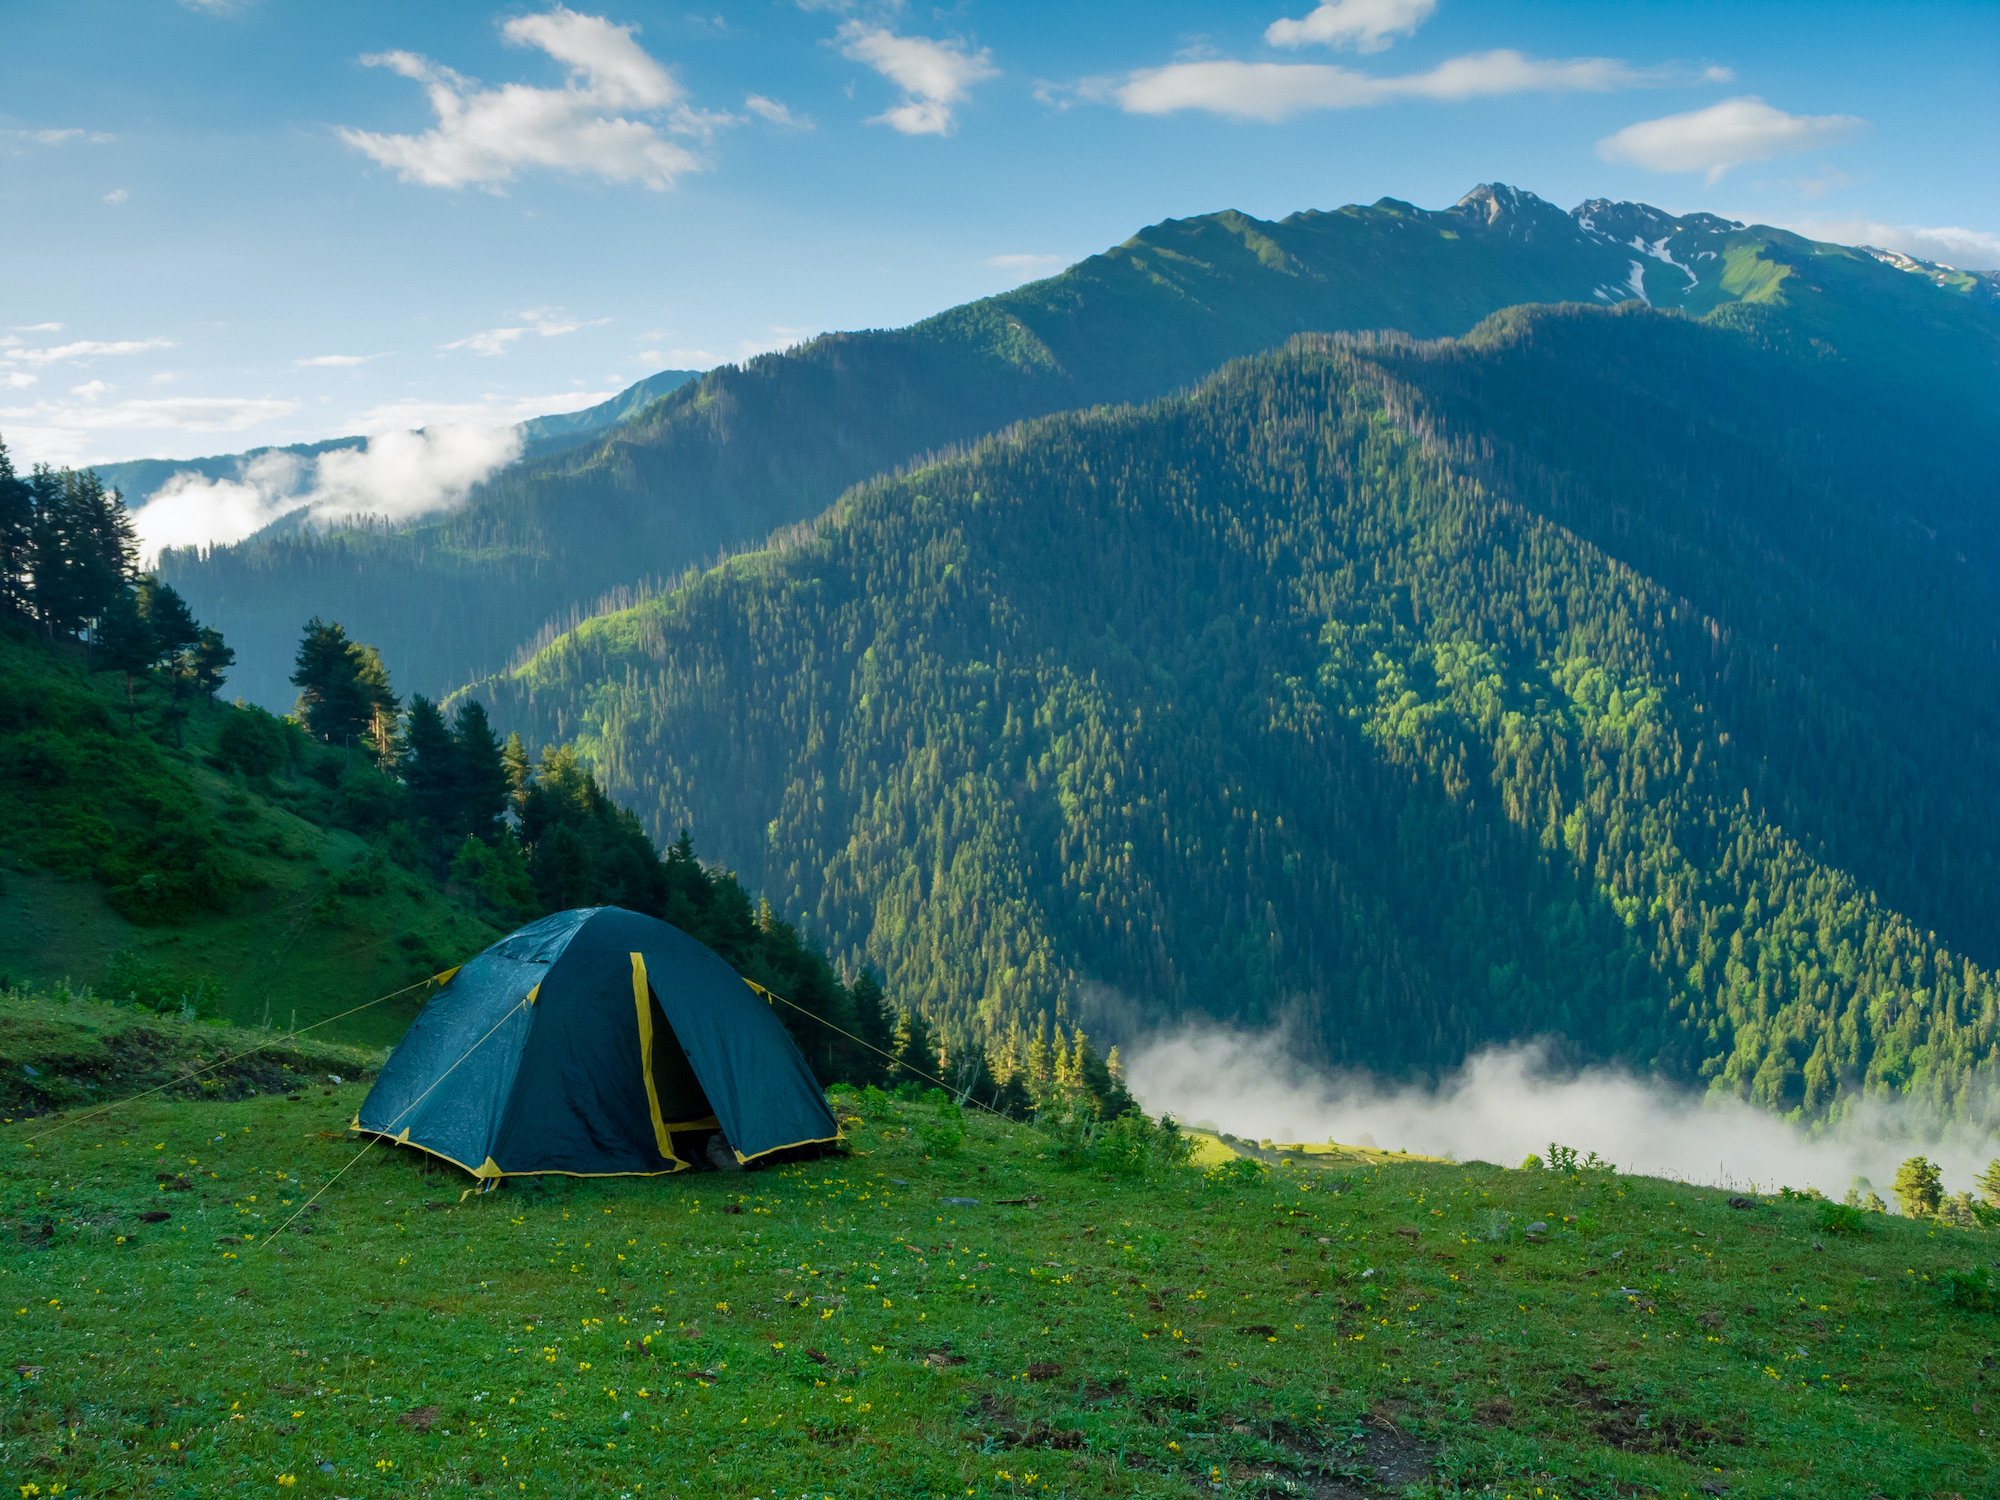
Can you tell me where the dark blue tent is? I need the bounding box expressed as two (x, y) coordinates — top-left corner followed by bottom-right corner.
(354, 907), (840, 1179)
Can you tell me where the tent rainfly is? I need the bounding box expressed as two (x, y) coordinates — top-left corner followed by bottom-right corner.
(354, 906), (840, 1179)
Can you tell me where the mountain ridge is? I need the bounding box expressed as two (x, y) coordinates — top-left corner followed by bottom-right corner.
(157, 184), (1999, 711)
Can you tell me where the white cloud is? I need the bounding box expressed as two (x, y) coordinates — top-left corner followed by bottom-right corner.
(744, 94), (813, 130)
(837, 22), (996, 136)
(1784, 217), (2000, 273)
(70, 380), (113, 400)
(103, 188), (128, 204)
(1109, 51), (1707, 123)
(338, 5), (728, 192)
(131, 424), (525, 561)
(667, 347), (717, 365)
(441, 308), (606, 357)
(1125, 1029), (2000, 1200)
(0, 394), (296, 436)
(0, 336), (175, 367)
(1597, 96), (1867, 185)
(294, 353), (380, 368)
(986, 252), (1069, 283)
(9, 128), (115, 145)
(1265, 0), (1435, 54)
(2, 373), (36, 390)
(14, 322), (64, 332)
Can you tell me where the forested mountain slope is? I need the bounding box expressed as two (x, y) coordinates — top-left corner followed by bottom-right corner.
(161, 185), (1996, 711)
(469, 301), (2000, 1125)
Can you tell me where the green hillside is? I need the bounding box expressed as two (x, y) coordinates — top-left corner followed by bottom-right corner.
(469, 302), (2000, 1126)
(160, 186), (1998, 711)
(4, 1064), (1995, 1498)
(0, 621), (510, 1047)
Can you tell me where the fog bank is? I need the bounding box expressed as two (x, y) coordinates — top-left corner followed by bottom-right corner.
(1123, 1026), (2000, 1200)
(131, 422), (521, 562)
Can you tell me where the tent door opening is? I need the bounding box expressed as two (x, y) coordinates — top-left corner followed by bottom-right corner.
(644, 987), (724, 1165)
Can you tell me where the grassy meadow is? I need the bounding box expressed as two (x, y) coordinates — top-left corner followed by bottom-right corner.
(4, 995), (1996, 1500)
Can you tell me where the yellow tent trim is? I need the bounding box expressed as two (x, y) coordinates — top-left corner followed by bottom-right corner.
(433, 965), (463, 988)
(630, 953), (686, 1170)
(351, 1125), (686, 1182)
(525, 982), (541, 1006)
(735, 1132), (843, 1166)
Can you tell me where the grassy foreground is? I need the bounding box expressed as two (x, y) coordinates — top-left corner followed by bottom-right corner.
(3, 1067), (1996, 1499)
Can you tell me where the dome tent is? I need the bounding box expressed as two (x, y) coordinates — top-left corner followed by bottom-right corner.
(354, 906), (840, 1179)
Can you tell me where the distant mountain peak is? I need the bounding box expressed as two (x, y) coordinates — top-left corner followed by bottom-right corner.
(1449, 183), (1566, 237)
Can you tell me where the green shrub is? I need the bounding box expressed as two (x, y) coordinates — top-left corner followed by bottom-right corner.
(214, 708), (288, 777)
(1203, 1155), (1266, 1190)
(917, 1089), (965, 1157)
(334, 853), (390, 897)
(1943, 1264), (1997, 1314)
(100, 950), (222, 1020)
(1814, 1200), (1867, 1236)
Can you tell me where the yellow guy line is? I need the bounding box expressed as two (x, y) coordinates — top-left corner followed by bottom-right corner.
(741, 979), (1012, 1124)
(260, 992), (531, 1248)
(23, 970), (458, 1145)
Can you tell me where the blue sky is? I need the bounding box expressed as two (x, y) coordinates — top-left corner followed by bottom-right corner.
(3, 0), (1995, 481)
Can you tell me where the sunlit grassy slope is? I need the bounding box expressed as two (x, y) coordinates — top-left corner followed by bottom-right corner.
(0, 627), (505, 1048)
(4, 1062), (1993, 1499)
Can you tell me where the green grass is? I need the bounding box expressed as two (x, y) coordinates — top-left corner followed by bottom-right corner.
(4, 1053), (1995, 1499)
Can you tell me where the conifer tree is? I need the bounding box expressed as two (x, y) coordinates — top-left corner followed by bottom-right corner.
(290, 618), (369, 745)
(453, 700), (510, 840)
(353, 645), (400, 768)
(190, 627), (234, 702)
(94, 587), (157, 730)
(402, 696), (458, 833)
(1891, 1156), (1943, 1219)
(501, 731), (534, 817)
(0, 438), (30, 618)
(850, 968), (895, 1085)
(1975, 1159), (2000, 1210)
(895, 1008), (939, 1087)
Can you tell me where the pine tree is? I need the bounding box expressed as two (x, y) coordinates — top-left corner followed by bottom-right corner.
(137, 577), (204, 745)
(1025, 1022), (1055, 1101)
(501, 731), (534, 817)
(69, 471), (137, 649)
(850, 968), (895, 1085)
(0, 437), (31, 619)
(290, 618), (371, 746)
(402, 696), (458, 833)
(94, 586), (157, 730)
(1975, 1159), (2000, 1209)
(895, 1008), (939, 1087)
(453, 700), (510, 840)
(353, 645), (400, 768)
(1891, 1156), (1943, 1219)
(190, 627), (234, 702)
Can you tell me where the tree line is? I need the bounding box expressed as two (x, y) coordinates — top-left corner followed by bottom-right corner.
(272, 612), (1130, 1117)
(0, 436), (234, 738)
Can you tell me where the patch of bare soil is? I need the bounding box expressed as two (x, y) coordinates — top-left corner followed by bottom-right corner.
(1558, 1374), (1746, 1455)
(1232, 1407), (1438, 1498)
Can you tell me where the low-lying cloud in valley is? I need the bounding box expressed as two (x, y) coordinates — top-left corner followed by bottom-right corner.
(132, 423), (523, 561)
(1124, 1027), (2000, 1202)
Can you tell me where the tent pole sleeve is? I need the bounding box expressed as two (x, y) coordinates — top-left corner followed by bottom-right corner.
(631, 953), (683, 1167)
